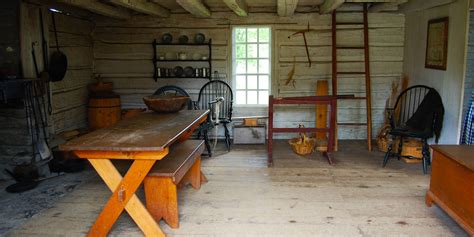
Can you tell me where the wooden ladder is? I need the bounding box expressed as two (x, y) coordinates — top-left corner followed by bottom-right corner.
(331, 3), (373, 151)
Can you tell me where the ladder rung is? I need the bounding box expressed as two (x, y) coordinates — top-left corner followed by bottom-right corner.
(335, 22), (364, 25)
(336, 46), (365, 49)
(337, 72), (366, 75)
(337, 122), (367, 126)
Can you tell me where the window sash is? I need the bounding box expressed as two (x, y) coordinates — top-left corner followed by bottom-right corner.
(232, 27), (271, 106)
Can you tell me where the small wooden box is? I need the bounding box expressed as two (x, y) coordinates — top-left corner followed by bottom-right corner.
(243, 118), (258, 126)
(233, 124), (266, 144)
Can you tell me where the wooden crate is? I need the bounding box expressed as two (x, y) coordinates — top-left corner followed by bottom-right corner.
(400, 139), (423, 158)
(233, 124), (266, 144)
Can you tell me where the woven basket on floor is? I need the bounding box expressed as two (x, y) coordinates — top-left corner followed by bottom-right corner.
(376, 124), (391, 152)
(289, 132), (316, 156)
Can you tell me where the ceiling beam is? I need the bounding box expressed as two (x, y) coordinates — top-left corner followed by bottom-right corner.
(369, 0), (407, 12)
(277, 0), (299, 17)
(399, 0), (455, 13)
(223, 0), (248, 17)
(320, 0), (345, 14)
(176, 0), (211, 18)
(57, 0), (130, 19)
(108, 0), (170, 17)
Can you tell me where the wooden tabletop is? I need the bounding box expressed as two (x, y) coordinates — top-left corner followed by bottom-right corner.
(431, 145), (474, 171)
(60, 110), (208, 152)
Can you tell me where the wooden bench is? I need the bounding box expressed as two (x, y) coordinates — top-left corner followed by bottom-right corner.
(144, 140), (207, 229)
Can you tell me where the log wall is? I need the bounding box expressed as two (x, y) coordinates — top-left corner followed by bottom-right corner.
(93, 8), (405, 139)
(48, 12), (94, 133)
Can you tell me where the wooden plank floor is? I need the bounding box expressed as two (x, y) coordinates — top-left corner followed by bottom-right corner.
(7, 140), (468, 236)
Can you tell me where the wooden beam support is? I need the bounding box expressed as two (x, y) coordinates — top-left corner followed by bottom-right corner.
(223, 0), (248, 17)
(369, 0), (407, 12)
(277, 0), (299, 17)
(176, 0), (211, 18)
(108, 0), (170, 17)
(58, 0), (130, 19)
(320, 0), (345, 14)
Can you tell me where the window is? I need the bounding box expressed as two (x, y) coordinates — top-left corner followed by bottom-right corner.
(233, 27), (271, 105)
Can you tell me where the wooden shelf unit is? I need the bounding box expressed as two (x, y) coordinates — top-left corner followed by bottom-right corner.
(152, 39), (212, 81)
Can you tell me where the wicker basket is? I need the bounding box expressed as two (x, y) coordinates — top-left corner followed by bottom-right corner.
(376, 124), (392, 152)
(289, 133), (316, 156)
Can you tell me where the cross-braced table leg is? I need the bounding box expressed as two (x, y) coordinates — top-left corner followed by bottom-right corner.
(88, 159), (165, 237)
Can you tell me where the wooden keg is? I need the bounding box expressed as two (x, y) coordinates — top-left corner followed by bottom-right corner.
(88, 93), (121, 130)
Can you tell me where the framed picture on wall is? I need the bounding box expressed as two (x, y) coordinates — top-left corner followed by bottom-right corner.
(425, 17), (449, 70)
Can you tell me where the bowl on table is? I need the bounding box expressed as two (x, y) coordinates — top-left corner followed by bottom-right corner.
(143, 94), (190, 113)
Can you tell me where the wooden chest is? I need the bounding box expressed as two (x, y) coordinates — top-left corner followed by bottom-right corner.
(426, 145), (474, 235)
(233, 124), (266, 144)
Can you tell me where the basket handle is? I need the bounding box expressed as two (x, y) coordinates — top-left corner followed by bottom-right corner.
(298, 124), (309, 143)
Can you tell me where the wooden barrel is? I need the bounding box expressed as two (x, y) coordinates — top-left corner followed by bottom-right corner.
(88, 94), (121, 130)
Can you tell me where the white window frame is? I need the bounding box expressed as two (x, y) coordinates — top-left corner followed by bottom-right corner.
(232, 26), (272, 107)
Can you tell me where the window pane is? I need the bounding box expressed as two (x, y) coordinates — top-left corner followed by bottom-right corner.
(248, 59), (257, 73)
(235, 28), (246, 43)
(247, 91), (257, 104)
(247, 44), (258, 58)
(259, 28), (269, 42)
(259, 91), (269, 105)
(236, 90), (246, 104)
(236, 44), (246, 58)
(236, 75), (246, 89)
(259, 44), (269, 58)
(259, 75), (269, 89)
(247, 75), (258, 89)
(236, 59), (246, 73)
(247, 28), (258, 42)
(259, 59), (269, 73)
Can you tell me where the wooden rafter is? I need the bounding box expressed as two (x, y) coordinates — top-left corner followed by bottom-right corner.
(369, 0), (407, 12)
(399, 0), (455, 13)
(277, 0), (299, 17)
(320, 0), (345, 14)
(58, 0), (130, 19)
(108, 0), (170, 17)
(176, 0), (211, 18)
(223, 0), (248, 17)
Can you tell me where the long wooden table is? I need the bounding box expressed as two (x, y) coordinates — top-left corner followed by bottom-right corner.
(426, 145), (474, 236)
(60, 110), (208, 236)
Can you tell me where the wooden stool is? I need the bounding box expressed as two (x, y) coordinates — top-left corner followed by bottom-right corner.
(144, 140), (207, 228)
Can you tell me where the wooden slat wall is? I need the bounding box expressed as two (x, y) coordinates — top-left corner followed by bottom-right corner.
(93, 10), (404, 139)
(49, 13), (94, 133)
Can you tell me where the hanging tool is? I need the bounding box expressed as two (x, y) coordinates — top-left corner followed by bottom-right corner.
(39, 8), (53, 115)
(49, 12), (68, 82)
(288, 22), (312, 67)
(284, 56), (296, 87)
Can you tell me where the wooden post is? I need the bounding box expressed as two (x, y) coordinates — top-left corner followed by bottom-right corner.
(268, 95), (274, 167)
(363, 3), (373, 151)
(331, 10), (339, 152)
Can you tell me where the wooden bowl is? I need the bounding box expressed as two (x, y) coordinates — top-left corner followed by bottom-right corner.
(143, 95), (190, 113)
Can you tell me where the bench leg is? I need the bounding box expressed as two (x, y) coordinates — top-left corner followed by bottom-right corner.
(144, 177), (179, 229)
(179, 157), (202, 190)
(201, 171), (208, 184)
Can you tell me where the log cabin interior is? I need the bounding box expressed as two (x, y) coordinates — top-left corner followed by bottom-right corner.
(0, 0), (473, 236)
